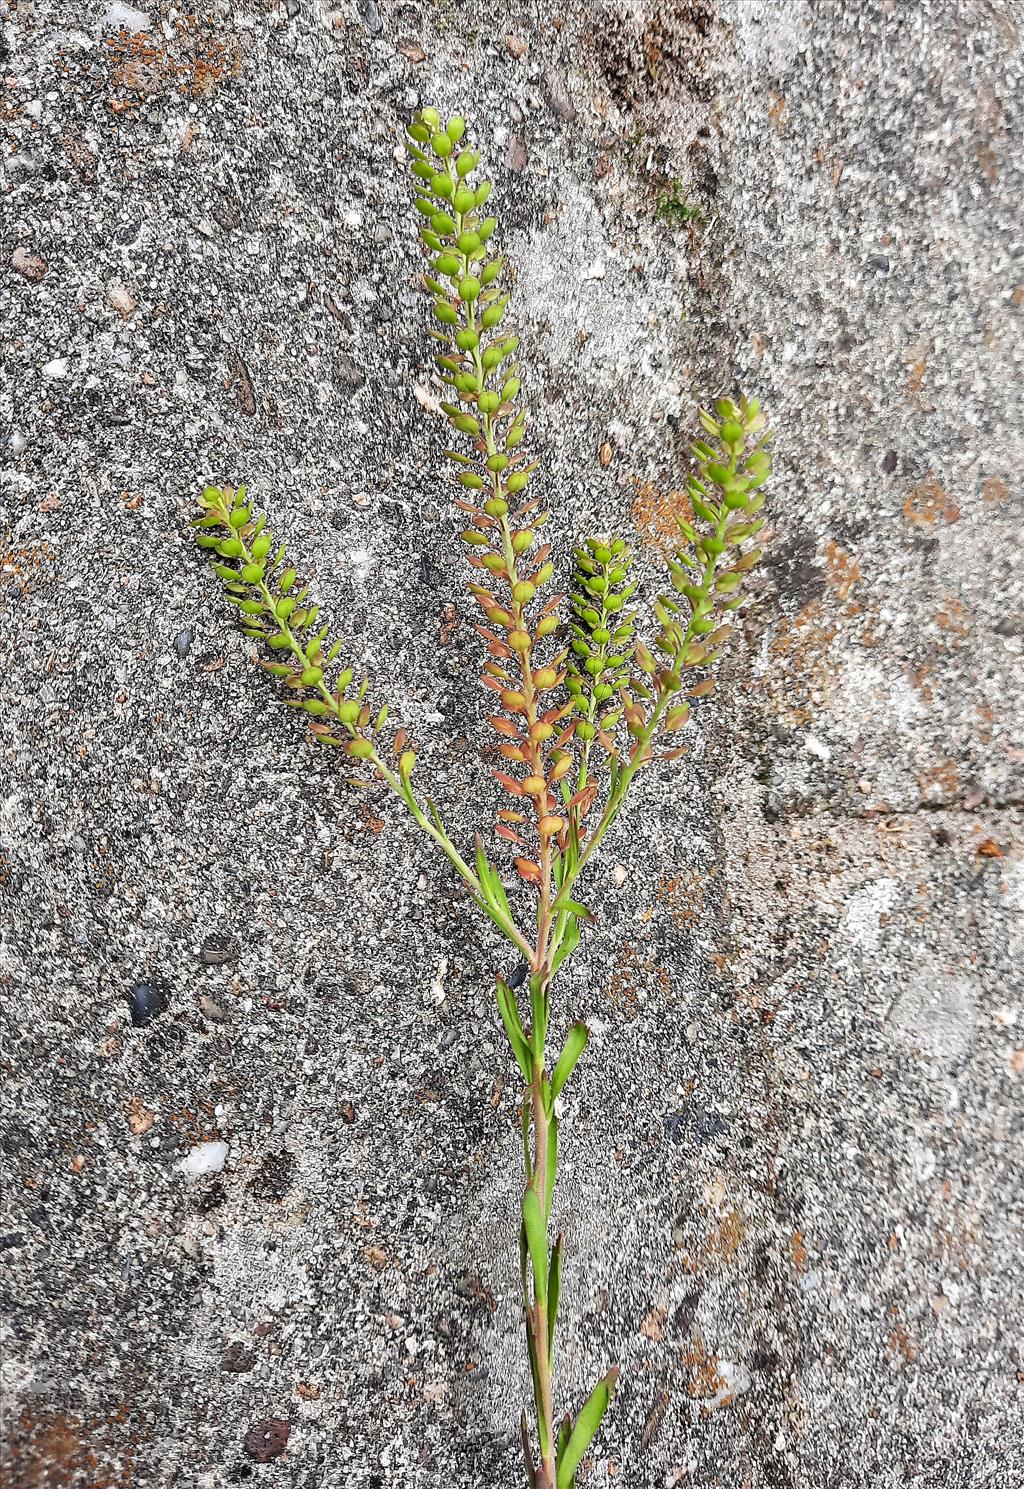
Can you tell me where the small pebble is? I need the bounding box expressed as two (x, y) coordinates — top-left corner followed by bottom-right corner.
(127, 980), (169, 1027)
(174, 628), (193, 658)
(177, 1140), (229, 1177)
(42, 357), (68, 379)
(11, 247), (48, 282)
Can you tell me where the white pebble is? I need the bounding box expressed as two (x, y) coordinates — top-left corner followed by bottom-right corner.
(177, 1139), (228, 1177)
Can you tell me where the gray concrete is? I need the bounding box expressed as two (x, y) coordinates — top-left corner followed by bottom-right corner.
(2, 1), (1023, 1485)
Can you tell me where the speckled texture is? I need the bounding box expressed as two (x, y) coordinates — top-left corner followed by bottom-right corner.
(2, 1), (1023, 1486)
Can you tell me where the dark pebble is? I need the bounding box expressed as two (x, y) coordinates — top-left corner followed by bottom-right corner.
(200, 932), (239, 966)
(249, 1150), (296, 1202)
(174, 628), (193, 658)
(127, 980), (169, 1027)
(242, 1418), (290, 1464)
(360, 0), (381, 32)
(339, 1101), (356, 1124)
(508, 961), (529, 989)
(868, 253), (890, 274)
(221, 1340), (257, 1373)
(881, 450), (898, 474)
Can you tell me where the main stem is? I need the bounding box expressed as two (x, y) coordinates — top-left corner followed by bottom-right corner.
(525, 969), (556, 1488)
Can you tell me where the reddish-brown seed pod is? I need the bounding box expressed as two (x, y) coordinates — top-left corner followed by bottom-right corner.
(538, 814), (564, 836)
(523, 775), (546, 796)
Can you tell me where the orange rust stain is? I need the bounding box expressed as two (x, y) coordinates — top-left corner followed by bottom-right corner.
(631, 479), (694, 555)
(106, 18), (242, 107)
(916, 760), (958, 801)
(981, 476), (1009, 506)
(1, 544), (54, 598)
(681, 1336), (730, 1402)
(887, 1323), (917, 1364)
(646, 870), (707, 931)
(789, 1229), (809, 1273)
(904, 476), (959, 526)
(932, 596), (970, 638)
(3, 1408), (135, 1488)
(825, 541), (860, 603)
(976, 839), (1005, 858)
(768, 90), (787, 129)
(604, 942), (671, 1010)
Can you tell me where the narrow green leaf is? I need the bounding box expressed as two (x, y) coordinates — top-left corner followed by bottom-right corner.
(496, 980), (532, 1082)
(551, 915), (580, 976)
(551, 1023), (589, 1101)
(522, 1188), (548, 1308)
(555, 1414), (572, 1474)
(547, 1233), (562, 1361)
(545, 1112), (557, 1219)
(556, 1368), (620, 1489)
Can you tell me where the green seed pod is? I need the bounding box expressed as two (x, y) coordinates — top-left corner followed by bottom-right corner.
(484, 496), (508, 515)
(454, 188), (475, 214)
(228, 507), (250, 529)
(241, 563), (264, 583)
(446, 115), (466, 144)
(535, 561), (555, 585)
(414, 196), (435, 217)
(434, 301), (458, 326)
(431, 171), (454, 199)
(512, 530), (533, 555)
(456, 149), (476, 178)
(501, 376), (521, 401)
(478, 391), (500, 414)
(506, 423), (526, 450)
(337, 700), (360, 724)
(408, 121), (430, 143)
(475, 181), (492, 205)
(239, 599), (263, 615)
(277, 597), (295, 620)
(482, 346), (503, 369)
(512, 580), (535, 604)
(218, 538), (243, 558)
(280, 567), (296, 593)
(460, 530), (489, 545)
(455, 414), (480, 434)
(301, 666), (323, 686)
(420, 107), (440, 130)
(477, 217), (497, 242)
(506, 471), (528, 493)
(435, 253), (460, 277)
(399, 749), (416, 776)
(481, 261), (501, 286)
(455, 328), (479, 351)
(481, 302), (505, 328)
(420, 229), (443, 251)
(459, 274), (481, 301)
(536, 613), (560, 638)
(457, 230), (481, 254)
(431, 211), (455, 235)
(252, 533), (272, 560)
(576, 720), (596, 740)
(459, 472), (484, 489)
(486, 454), (509, 473)
(411, 160), (433, 181)
(720, 420), (743, 445)
(431, 131), (453, 158)
(704, 461), (730, 487)
(482, 552), (505, 572)
(347, 738), (375, 759)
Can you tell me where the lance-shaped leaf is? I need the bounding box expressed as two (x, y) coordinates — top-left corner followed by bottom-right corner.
(556, 1368), (620, 1489)
(496, 978), (532, 1082)
(547, 1233), (563, 1360)
(522, 1186), (548, 1308)
(546, 1112), (558, 1218)
(551, 1023), (589, 1101)
(555, 1415), (572, 1475)
(551, 914), (581, 975)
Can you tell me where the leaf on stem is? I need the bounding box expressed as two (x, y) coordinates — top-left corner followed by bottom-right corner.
(551, 1023), (589, 1101)
(555, 1369), (620, 1489)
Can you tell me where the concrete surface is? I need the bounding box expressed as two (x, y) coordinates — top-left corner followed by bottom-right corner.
(2, 0), (1023, 1486)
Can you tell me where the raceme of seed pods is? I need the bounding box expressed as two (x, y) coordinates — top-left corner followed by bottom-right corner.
(193, 105), (775, 1489)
